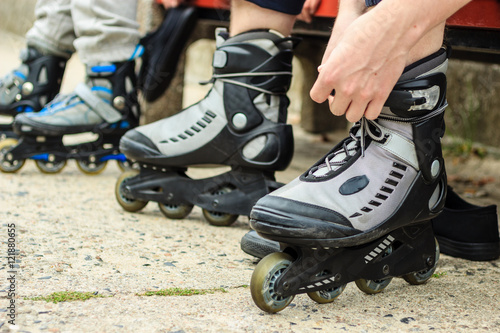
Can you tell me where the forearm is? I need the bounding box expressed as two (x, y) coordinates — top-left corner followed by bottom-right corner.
(369, 0), (472, 52)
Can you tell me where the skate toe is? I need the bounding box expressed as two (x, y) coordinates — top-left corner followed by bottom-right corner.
(119, 129), (162, 161)
(250, 195), (360, 245)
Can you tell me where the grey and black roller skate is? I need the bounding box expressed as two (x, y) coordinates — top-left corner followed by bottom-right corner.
(0, 60), (139, 174)
(115, 28), (295, 226)
(249, 48), (449, 313)
(0, 47), (67, 139)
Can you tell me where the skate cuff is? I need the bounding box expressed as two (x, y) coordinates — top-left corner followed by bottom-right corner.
(75, 83), (122, 123)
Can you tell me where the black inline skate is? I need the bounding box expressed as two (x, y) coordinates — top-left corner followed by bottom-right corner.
(0, 60), (139, 174)
(115, 28), (295, 226)
(250, 48), (449, 312)
(0, 47), (67, 139)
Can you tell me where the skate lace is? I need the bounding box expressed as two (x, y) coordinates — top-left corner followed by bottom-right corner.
(309, 104), (447, 177)
(310, 118), (385, 177)
(200, 71), (292, 95)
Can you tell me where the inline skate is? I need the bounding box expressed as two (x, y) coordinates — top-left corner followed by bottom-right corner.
(0, 47), (67, 139)
(115, 28), (295, 226)
(0, 60), (139, 174)
(250, 48), (449, 312)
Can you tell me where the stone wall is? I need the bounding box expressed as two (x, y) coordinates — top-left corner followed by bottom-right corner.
(446, 60), (500, 145)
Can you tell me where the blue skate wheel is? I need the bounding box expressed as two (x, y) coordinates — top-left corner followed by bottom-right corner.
(76, 159), (107, 175)
(34, 159), (67, 174)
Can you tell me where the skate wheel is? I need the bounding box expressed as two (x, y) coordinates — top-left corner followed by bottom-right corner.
(158, 203), (193, 219)
(307, 271), (346, 304)
(355, 278), (393, 294)
(115, 170), (148, 212)
(35, 159), (67, 174)
(0, 138), (25, 173)
(403, 238), (440, 285)
(202, 209), (238, 227)
(250, 252), (295, 313)
(76, 159), (107, 175)
(117, 159), (139, 172)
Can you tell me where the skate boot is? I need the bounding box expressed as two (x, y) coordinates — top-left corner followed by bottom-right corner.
(0, 47), (67, 139)
(0, 60), (139, 174)
(115, 28), (295, 226)
(242, 188), (500, 261)
(249, 48), (449, 313)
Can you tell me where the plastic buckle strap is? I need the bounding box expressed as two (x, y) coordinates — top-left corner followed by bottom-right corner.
(74, 83), (122, 123)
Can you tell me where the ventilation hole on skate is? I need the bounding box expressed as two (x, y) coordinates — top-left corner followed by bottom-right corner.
(125, 77), (134, 94)
(170, 137), (179, 143)
(380, 186), (393, 194)
(392, 162), (407, 171)
(196, 121), (206, 128)
(206, 110), (216, 118)
(184, 130), (194, 136)
(242, 135), (267, 160)
(385, 179), (398, 186)
(361, 207), (372, 213)
(350, 212), (362, 218)
(39, 96), (47, 107)
(202, 116), (212, 124)
(38, 66), (48, 84)
(178, 134), (187, 140)
(369, 200), (381, 207)
(389, 171), (403, 179)
(159, 140), (168, 144)
(191, 126), (200, 133)
(375, 193), (388, 200)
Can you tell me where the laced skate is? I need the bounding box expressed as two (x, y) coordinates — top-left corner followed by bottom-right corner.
(115, 28), (295, 226)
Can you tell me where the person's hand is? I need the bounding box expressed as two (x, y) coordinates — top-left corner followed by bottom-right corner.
(310, 3), (411, 122)
(297, 0), (322, 23)
(160, 0), (185, 9)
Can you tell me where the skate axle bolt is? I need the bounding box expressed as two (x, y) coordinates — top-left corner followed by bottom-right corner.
(334, 273), (342, 282)
(282, 281), (290, 291)
(22, 82), (34, 95)
(212, 199), (219, 207)
(167, 193), (174, 200)
(113, 96), (126, 110)
(382, 264), (390, 275)
(426, 256), (434, 267)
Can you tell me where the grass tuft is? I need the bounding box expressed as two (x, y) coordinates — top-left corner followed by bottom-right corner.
(27, 291), (108, 303)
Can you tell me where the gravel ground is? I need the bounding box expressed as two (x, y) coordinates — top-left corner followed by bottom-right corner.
(1, 29), (500, 332)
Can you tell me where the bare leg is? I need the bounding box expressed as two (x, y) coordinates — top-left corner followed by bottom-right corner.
(406, 23), (446, 65)
(230, 0), (297, 36)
